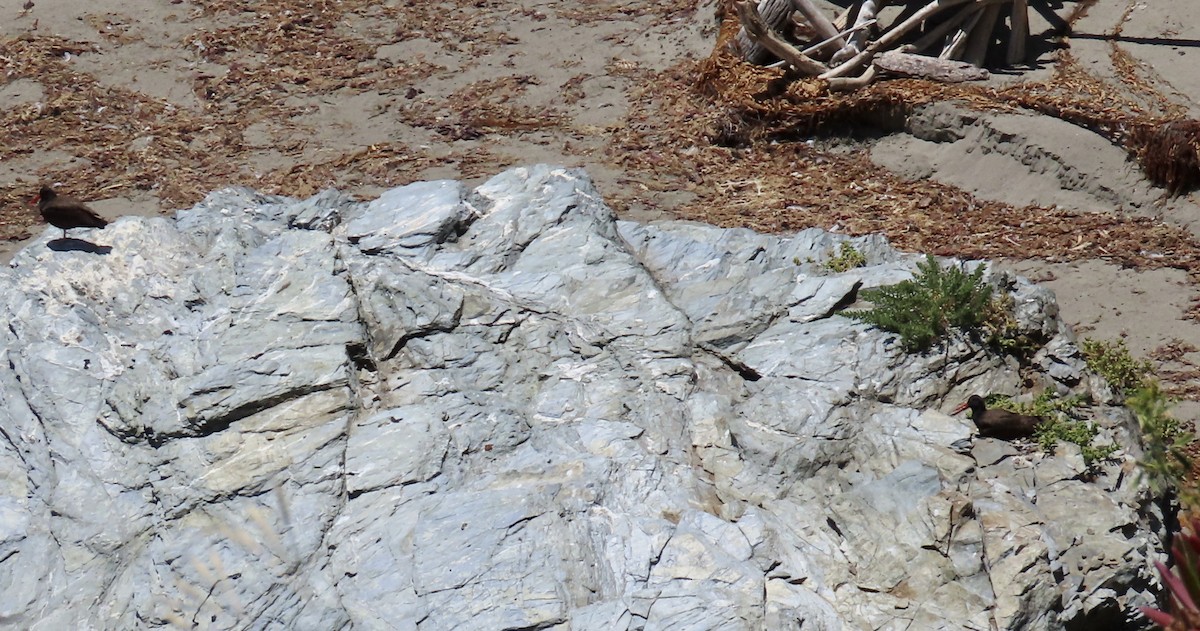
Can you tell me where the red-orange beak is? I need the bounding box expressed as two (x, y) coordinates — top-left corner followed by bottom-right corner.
(951, 401), (969, 415)
(30, 192), (40, 204)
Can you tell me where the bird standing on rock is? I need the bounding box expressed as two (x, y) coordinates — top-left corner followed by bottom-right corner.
(31, 186), (109, 239)
(952, 395), (1044, 440)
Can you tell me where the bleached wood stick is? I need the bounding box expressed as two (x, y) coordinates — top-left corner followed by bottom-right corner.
(792, 0), (846, 57)
(802, 19), (877, 56)
(964, 3), (1002, 67)
(821, 0), (976, 78)
(940, 6), (983, 60)
(734, 0), (798, 64)
(822, 0), (1016, 79)
(831, 0), (884, 65)
(764, 18), (879, 69)
(734, 0), (828, 76)
(1007, 0), (1029, 65)
(833, 4), (855, 31)
(906, 5), (976, 55)
(827, 66), (877, 91)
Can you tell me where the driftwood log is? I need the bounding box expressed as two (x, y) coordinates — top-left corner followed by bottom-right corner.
(793, 0), (847, 56)
(733, 0), (1031, 89)
(734, 1), (827, 76)
(1007, 0), (1028, 65)
(831, 0), (881, 64)
(874, 50), (990, 82)
(733, 0), (798, 64)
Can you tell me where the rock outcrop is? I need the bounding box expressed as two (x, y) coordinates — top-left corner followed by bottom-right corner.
(0, 165), (1164, 629)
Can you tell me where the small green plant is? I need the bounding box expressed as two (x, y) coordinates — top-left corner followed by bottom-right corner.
(825, 242), (867, 273)
(1081, 338), (1154, 395)
(992, 389), (1089, 419)
(1142, 516), (1200, 630)
(990, 391), (1115, 465)
(1128, 381), (1195, 505)
(1138, 382), (1200, 630)
(1035, 417), (1116, 466)
(845, 255), (992, 352)
(981, 293), (1042, 359)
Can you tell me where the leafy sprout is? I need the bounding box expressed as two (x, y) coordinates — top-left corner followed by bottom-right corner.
(845, 255), (992, 352)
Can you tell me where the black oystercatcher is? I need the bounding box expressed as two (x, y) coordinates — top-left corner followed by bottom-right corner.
(952, 395), (1044, 440)
(32, 186), (108, 239)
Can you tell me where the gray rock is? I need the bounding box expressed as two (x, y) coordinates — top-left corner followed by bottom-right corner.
(342, 179), (471, 255)
(0, 164), (1165, 630)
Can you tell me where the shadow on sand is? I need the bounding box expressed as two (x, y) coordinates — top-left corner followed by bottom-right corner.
(48, 238), (113, 255)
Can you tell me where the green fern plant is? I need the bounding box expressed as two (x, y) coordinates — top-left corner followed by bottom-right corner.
(845, 255), (992, 352)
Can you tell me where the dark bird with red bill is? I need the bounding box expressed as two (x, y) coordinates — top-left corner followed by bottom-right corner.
(32, 186), (109, 239)
(952, 395), (1044, 440)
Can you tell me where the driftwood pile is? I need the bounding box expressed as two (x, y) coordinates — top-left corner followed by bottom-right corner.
(733, 0), (1030, 89)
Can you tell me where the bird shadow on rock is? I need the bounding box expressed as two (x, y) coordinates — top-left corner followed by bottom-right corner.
(47, 238), (113, 255)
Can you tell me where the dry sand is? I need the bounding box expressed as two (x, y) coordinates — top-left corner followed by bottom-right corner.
(3, 0), (1199, 411)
